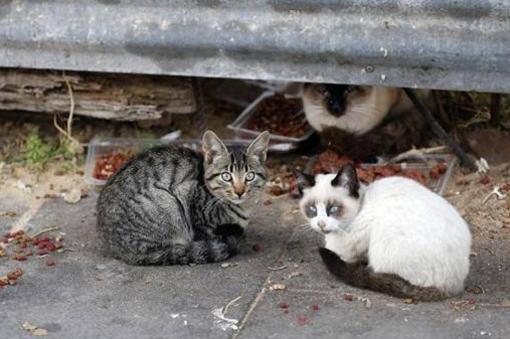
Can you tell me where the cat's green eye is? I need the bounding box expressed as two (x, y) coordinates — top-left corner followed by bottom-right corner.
(221, 172), (232, 182)
(245, 172), (255, 182)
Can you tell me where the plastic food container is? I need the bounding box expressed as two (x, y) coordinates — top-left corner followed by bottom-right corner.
(306, 154), (456, 196)
(85, 137), (274, 186)
(228, 91), (314, 152)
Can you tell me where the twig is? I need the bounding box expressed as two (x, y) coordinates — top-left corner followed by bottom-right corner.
(482, 186), (507, 204)
(404, 88), (478, 172)
(223, 296), (242, 314)
(64, 74), (75, 138)
(389, 146), (448, 164)
(32, 226), (60, 238)
(268, 265), (287, 271)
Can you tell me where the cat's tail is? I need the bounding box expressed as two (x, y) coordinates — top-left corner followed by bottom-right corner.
(319, 248), (449, 302)
(132, 236), (241, 265)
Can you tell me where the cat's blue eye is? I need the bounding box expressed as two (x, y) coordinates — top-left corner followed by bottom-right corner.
(221, 172), (232, 182)
(245, 172), (255, 182)
(329, 206), (338, 213)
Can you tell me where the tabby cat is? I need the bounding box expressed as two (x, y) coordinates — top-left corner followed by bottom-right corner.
(96, 130), (270, 265)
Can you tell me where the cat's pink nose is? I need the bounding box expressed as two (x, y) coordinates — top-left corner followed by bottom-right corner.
(317, 221), (326, 230)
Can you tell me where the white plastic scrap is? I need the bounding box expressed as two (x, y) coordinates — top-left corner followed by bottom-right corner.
(212, 296), (242, 331)
(476, 157), (490, 175)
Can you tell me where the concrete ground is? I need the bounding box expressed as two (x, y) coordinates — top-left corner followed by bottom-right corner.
(1, 167), (510, 339)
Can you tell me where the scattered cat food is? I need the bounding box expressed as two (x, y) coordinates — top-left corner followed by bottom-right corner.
(429, 163), (447, 179)
(46, 259), (56, 267)
(297, 315), (309, 326)
(252, 244), (262, 252)
(93, 151), (134, 180)
(0, 267), (23, 288)
(311, 304), (320, 311)
(344, 293), (354, 301)
(312, 150), (353, 174)
(246, 94), (309, 138)
(1, 230), (64, 263)
(312, 150), (449, 188)
(479, 176), (491, 185)
(278, 302), (289, 309)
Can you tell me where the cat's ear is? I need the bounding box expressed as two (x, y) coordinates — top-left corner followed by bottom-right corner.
(331, 163), (359, 198)
(295, 170), (315, 196)
(202, 130), (229, 164)
(246, 131), (270, 163)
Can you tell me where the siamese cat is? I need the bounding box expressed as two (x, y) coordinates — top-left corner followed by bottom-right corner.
(302, 84), (429, 161)
(296, 164), (472, 301)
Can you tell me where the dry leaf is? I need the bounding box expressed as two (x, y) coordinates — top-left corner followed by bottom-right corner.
(22, 322), (38, 331)
(500, 299), (510, 307)
(32, 328), (48, 336)
(269, 283), (286, 291)
(64, 188), (82, 204)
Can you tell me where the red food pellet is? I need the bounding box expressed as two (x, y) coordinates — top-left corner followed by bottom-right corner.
(37, 250), (49, 256)
(46, 243), (57, 252)
(38, 243), (46, 249)
(344, 293), (354, 301)
(479, 176), (491, 185)
(252, 244), (262, 252)
(297, 315), (308, 326)
(311, 304), (320, 311)
(278, 302), (289, 309)
(46, 259), (56, 267)
(14, 255), (27, 261)
(39, 237), (50, 242)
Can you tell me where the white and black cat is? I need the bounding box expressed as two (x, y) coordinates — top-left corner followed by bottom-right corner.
(296, 165), (472, 301)
(302, 84), (428, 161)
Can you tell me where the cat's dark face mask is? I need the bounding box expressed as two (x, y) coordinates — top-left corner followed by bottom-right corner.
(323, 84), (352, 117)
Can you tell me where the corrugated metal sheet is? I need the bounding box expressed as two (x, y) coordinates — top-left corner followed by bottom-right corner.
(0, 0), (509, 92)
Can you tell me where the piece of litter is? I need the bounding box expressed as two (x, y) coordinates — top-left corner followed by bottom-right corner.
(170, 313), (180, 319)
(183, 320), (188, 326)
(287, 271), (302, 279)
(344, 293), (353, 301)
(482, 186), (507, 204)
(357, 296), (372, 309)
(212, 296), (241, 331)
(32, 329), (48, 336)
(269, 283), (286, 291)
(64, 188), (82, 204)
(22, 322), (37, 331)
(476, 158), (490, 175)
(268, 265), (287, 271)
(221, 262), (238, 268)
(22, 322), (47, 336)
(14, 180), (32, 193)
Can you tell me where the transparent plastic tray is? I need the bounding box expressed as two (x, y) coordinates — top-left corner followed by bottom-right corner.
(227, 91), (314, 152)
(306, 154), (456, 196)
(85, 137), (279, 186)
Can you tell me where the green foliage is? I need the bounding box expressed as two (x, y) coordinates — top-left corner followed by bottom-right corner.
(22, 132), (77, 170)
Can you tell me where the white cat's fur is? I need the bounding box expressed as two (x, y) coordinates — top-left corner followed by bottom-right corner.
(302, 86), (412, 135)
(300, 173), (472, 294)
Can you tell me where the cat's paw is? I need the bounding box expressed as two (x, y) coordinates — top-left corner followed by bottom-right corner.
(318, 247), (348, 275)
(214, 224), (244, 237)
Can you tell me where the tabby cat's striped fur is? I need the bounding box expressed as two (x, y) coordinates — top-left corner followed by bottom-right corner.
(96, 131), (270, 265)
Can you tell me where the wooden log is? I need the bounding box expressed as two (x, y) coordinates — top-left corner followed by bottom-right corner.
(0, 69), (197, 121)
